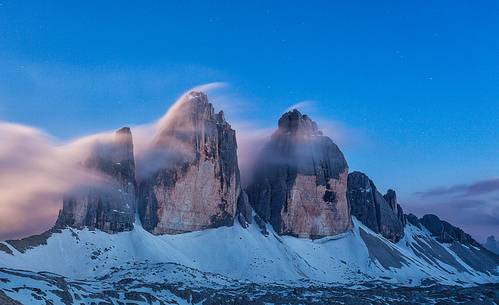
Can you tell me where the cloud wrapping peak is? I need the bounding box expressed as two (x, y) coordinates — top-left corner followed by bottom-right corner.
(0, 122), (114, 240)
(0, 82), (366, 240)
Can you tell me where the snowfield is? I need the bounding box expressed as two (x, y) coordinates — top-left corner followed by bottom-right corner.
(0, 218), (497, 287)
(0, 217), (498, 304)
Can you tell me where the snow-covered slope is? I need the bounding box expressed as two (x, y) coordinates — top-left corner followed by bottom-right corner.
(0, 218), (497, 287)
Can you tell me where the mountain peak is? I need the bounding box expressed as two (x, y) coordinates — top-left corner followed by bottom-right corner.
(277, 109), (322, 136)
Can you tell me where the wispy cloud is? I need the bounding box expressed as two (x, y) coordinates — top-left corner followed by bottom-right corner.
(406, 178), (499, 242)
(417, 178), (499, 198)
(284, 100), (316, 113)
(0, 122), (114, 240)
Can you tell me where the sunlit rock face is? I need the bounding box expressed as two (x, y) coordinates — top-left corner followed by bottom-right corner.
(246, 109), (352, 238)
(138, 91), (240, 234)
(55, 127), (137, 233)
(347, 172), (404, 242)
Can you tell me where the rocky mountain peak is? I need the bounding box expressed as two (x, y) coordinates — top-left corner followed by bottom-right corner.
(55, 127), (137, 233)
(276, 109), (322, 137)
(139, 91), (241, 235)
(420, 214), (479, 246)
(246, 111), (351, 238)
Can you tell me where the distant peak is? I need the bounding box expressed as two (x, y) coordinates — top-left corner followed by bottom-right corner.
(277, 109), (322, 136)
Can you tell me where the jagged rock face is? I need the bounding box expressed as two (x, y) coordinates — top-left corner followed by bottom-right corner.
(383, 189), (406, 226)
(246, 109), (352, 238)
(406, 213), (421, 229)
(55, 127), (137, 233)
(347, 172), (404, 242)
(138, 92), (240, 234)
(237, 191), (252, 228)
(420, 214), (479, 246)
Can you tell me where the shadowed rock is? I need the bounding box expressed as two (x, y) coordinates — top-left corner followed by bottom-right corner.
(246, 109), (352, 238)
(55, 127), (137, 233)
(138, 91), (241, 234)
(406, 213), (421, 229)
(347, 172), (404, 242)
(5, 229), (60, 253)
(237, 190), (253, 228)
(359, 228), (407, 269)
(420, 214), (479, 246)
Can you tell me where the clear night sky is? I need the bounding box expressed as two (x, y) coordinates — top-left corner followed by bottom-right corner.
(0, 1), (498, 241)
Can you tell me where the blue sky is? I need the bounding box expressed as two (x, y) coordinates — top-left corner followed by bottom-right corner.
(0, 1), (498, 240)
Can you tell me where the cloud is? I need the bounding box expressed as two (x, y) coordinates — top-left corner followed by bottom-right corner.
(285, 100), (316, 113)
(417, 178), (499, 198)
(0, 81), (243, 241)
(0, 122), (114, 240)
(406, 178), (499, 242)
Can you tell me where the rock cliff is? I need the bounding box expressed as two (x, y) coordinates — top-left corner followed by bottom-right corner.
(347, 171), (404, 242)
(55, 127), (137, 233)
(420, 214), (480, 246)
(138, 91), (241, 234)
(246, 109), (352, 238)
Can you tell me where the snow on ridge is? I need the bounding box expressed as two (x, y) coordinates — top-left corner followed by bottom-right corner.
(0, 218), (497, 287)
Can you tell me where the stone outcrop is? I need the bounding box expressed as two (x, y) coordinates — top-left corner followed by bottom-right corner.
(420, 214), (479, 247)
(55, 127), (137, 233)
(138, 91), (241, 234)
(347, 171), (404, 242)
(246, 109), (352, 238)
(406, 213), (421, 229)
(383, 189), (406, 226)
(236, 191), (253, 228)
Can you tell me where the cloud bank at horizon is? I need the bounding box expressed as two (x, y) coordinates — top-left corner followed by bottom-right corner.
(405, 178), (499, 242)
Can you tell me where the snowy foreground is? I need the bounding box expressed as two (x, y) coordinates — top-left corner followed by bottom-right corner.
(0, 218), (498, 304)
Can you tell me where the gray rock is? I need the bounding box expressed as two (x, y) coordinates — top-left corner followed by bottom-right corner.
(138, 91), (240, 234)
(406, 213), (421, 229)
(55, 127), (137, 233)
(237, 190), (252, 228)
(246, 109), (352, 238)
(254, 214), (269, 236)
(420, 214), (480, 246)
(347, 171), (404, 242)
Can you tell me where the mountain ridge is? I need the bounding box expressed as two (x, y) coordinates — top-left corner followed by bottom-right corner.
(0, 91), (497, 304)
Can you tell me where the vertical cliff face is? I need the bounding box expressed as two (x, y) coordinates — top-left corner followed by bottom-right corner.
(246, 109), (352, 238)
(138, 91), (241, 234)
(55, 127), (137, 233)
(347, 171), (404, 242)
(383, 189), (406, 226)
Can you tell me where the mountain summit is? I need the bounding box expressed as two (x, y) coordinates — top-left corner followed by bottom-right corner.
(55, 127), (137, 233)
(246, 109), (351, 238)
(139, 91), (242, 234)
